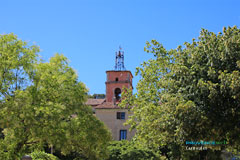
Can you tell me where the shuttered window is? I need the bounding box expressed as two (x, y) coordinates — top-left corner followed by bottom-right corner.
(117, 112), (125, 119)
(119, 130), (127, 140)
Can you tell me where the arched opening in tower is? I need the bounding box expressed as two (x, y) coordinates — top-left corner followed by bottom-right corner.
(114, 88), (121, 101)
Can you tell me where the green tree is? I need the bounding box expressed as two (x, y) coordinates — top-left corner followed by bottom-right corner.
(107, 140), (160, 160)
(121, 26), (240, 159)
(0, 33), (39, 159)
(0, 33), (39, 99)
(0, 34), (111, 159)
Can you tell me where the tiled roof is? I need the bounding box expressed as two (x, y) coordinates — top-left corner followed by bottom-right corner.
(95, 102), (121, 109)
(86, 99), (105, 106)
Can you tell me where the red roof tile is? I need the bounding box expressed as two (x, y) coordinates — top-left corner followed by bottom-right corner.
(86, 99), (105, 106)
(95, 102), (121, 109)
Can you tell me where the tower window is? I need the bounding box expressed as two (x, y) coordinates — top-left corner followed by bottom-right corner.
(116, 77), (119, 81)
(114, 88), (121, 101)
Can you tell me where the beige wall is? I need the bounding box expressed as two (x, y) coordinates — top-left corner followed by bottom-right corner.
(95, 109), (135, 141)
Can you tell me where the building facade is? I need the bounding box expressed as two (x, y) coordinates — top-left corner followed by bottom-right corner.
(86, 48), (135, 140)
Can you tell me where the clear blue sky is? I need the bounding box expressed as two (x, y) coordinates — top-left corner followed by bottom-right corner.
(1, 0), (239, 94)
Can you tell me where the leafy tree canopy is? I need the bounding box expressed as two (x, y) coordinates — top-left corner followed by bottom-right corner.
(0, 33), (111, 160)
(121, 26), (240, 159)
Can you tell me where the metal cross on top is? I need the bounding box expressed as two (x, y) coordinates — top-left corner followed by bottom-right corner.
(114, 46), (126, 71)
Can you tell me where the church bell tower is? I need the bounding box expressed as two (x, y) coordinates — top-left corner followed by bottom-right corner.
(105, 47), (133, 103)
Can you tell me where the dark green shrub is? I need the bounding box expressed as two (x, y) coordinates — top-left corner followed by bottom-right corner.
(107, 141), (160, 160)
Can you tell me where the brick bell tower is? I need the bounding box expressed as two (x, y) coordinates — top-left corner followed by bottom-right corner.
(106, 47), (133, 103)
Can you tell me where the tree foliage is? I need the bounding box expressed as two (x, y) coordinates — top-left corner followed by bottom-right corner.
(31, 151), (59, 160)
(107, 140), (160, 160)
(0, 33), (39, 99)
(0, 33), (111, 159)
(121, 26), (240, 159)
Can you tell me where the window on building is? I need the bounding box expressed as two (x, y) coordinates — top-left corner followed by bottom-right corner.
(114, 88), (121, 101)
(116, 77), (118, 81)
(117, 112), (125, 119)
(119, 130), (127, 140)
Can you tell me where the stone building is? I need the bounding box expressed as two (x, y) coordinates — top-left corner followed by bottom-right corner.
(86, 48), (135, 140)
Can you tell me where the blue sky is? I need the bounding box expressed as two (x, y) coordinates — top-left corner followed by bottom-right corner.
(1, 0), (239, 94)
